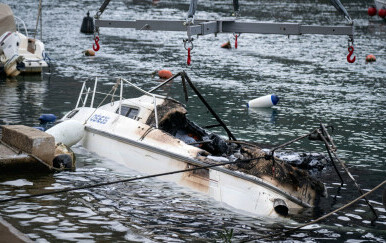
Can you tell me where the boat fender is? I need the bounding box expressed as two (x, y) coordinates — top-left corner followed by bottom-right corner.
(80, 11), (94, 34)
(46, 120), (85, 147)
(273, 198), (288, 216)
(39, 114), (57, 123)
(247, 94), (280, 108)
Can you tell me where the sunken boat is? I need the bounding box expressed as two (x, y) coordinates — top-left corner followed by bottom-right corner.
(47, 72), (327, 217)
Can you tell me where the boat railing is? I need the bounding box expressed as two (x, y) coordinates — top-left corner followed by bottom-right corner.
(76, 77), (165, 129)
(14, 16), (29, 37)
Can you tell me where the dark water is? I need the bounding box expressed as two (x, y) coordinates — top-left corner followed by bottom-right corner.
(0, 0), (385, 242)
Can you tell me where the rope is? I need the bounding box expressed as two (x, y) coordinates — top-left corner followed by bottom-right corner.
(0, 157), (264, 204)
(232, 0), (240, 17)
(139, 127), (154, 141)
(33, 0), (43, 40)
(187, 0), (198, 24)
(329, 0), (352, 23)
(233, 0), (239, 13)
(96, 0), (112, 19)
(252, 180), (386, 241)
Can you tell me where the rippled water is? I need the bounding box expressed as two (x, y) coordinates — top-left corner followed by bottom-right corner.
(0, 0), (385, 242)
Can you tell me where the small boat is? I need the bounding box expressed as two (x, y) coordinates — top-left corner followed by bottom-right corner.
(0, 4), (48, 77)
(375, 0), (386, 10)
(52, 72), (328, 218)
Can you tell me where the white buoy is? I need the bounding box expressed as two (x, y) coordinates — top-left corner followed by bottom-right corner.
(46, 120), (84, 147)
(247, 94), (280, 108)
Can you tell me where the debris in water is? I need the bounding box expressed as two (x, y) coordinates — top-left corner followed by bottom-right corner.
(83, 49), (95, 56)
(221, 41), (231, 49)
(366, 54), (376, 63)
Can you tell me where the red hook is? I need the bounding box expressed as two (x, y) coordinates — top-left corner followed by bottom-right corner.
(93, 36), (100, 52)
(347, 45), (356, 63)
(187, 47), (191, 65)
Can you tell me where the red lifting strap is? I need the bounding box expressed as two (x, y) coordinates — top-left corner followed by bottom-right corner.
(187, 47), (191, 65)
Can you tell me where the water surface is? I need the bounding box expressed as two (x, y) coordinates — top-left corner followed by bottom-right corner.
(0, 0), (385, 242)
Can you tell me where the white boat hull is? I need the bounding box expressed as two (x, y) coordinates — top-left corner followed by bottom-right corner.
(79, 124), (314, 217)
(16, 32), (48, 74)
(0, 32), (48, 77)
(375, 0), (386, 10)
(59, 77), (323, 218)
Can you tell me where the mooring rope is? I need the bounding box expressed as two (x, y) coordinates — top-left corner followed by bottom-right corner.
(33, 0), (43, 40)
(249, 179), (386, 242)
(0, 157), (264, 204)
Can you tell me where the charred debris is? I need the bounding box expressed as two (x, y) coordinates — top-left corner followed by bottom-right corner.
(146, 71), (334, 195)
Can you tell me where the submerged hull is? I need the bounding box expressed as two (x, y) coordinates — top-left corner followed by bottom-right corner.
(56, 76), (326, 218)
(62, 103), (319, 218)
(81, 126), (314, 217)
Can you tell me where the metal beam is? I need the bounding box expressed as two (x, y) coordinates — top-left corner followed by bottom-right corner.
(95, 19), (353, 37)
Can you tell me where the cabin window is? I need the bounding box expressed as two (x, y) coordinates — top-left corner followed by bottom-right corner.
(127, 108), (139, 119)
(117, 106), (139, 120)
(66, 110), (79, 118)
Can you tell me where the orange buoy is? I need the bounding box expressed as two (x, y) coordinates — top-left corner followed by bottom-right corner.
(379, 8), (386, 18)
(83, 49), (95, 56)
(368, 6), (377, 16)
(158, 69), (173, 79)
(221, 41), (231, 49)
(366, 54), (376, 62)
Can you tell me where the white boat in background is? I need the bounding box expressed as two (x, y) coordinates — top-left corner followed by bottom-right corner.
(375, 0), (386, 10)
(0, 4), (48, 77)
(51, 72), (328, 218)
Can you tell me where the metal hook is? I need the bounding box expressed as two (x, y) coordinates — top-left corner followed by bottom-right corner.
(93, 36), (100, 52)
(347, 46), (355, 63)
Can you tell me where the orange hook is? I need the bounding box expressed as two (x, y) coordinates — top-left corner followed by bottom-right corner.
(347, 46), (355, 63)
(93, 36), (100, 52)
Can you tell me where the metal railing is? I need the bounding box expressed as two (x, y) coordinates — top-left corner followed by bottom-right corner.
(76, 77), (165, 129)
(14, 16), (29, 37)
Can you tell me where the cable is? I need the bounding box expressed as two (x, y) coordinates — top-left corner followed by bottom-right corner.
(249, 180), (386, 241)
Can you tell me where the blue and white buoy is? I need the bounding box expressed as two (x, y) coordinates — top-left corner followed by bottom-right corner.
(35, 114), (57, 131)
(39, 114), (57, 123)
(247, 94), (280, 108)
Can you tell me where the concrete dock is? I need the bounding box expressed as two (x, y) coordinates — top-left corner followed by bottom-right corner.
(0, 216), (33, 243)
(0, 125), (55, 172)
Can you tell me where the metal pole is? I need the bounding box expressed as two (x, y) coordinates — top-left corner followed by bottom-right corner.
(83, 87), (91, 107)
(119, 78), (123, 116)
(90, 77), (98, 108)
(148, 73), (182, 93)
(75, 82), (86, 109)
(182, 71), (237, 141)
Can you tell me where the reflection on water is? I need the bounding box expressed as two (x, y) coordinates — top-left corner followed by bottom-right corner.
(0, 0), (385, 241)
(248, 107), (279, 125)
